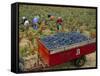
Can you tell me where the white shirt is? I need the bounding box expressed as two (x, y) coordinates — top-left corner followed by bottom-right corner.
(24, 20), (29, 27)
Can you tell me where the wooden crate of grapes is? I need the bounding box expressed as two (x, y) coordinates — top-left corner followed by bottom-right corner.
(37, 32), (96, 67)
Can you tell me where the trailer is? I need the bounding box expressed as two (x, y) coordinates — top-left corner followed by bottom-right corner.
(37, 32), (96, 67)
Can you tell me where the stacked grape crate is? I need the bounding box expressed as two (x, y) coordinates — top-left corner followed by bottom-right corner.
(37, 32), (96, 66)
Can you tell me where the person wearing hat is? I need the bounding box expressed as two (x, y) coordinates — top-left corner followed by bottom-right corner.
(48, 14), (55, 20)
(56, 17), (63, 31)
(32, 15), (40, 30)
(21, 16), (30, 30)
(22, 16), (28, 24)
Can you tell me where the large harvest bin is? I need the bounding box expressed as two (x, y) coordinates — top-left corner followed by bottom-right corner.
(37, 32), (96, 66)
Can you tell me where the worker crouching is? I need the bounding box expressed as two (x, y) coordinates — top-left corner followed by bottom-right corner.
(32, 15), (40, 30)
(22, 16), (30, 30)
(56, 17), (63, 32)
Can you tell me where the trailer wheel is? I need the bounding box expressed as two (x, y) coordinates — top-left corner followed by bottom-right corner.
(74, 56), (86, 67)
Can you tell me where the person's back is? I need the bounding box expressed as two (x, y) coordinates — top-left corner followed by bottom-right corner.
(32, 16), (40, 30)
(56, 17), (63, 25)
(56, 17), (63, 31)
(32, 17), (39, 24)
(24, 20), (29, 27)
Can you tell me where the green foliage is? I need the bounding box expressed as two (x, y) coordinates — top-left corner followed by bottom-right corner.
(19, 5), (96, 31)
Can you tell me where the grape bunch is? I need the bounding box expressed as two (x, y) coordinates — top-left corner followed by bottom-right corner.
(41, 32), (89, 50)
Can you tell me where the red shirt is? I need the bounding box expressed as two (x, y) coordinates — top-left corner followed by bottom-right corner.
(57, 19), (63, 24)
